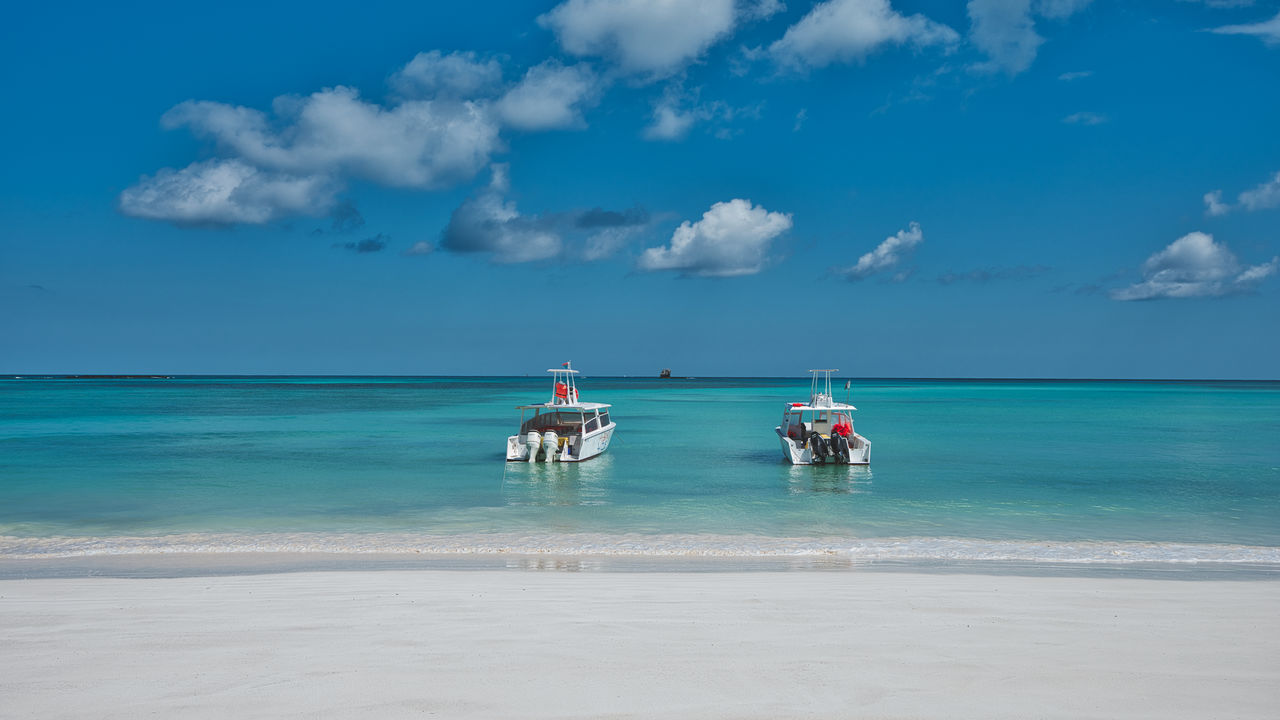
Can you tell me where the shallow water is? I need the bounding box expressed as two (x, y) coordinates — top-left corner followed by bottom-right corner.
(2, 376), (1278, 564)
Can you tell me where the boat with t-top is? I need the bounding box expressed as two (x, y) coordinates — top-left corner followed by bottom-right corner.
(776, 369), (871, 465)
(506, 362), (616, 462)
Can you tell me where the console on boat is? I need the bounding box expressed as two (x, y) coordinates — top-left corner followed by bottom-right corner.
(506, 362), (616, 463)
(776, 369), (871, 465)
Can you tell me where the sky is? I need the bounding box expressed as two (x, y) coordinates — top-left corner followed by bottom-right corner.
(2, 0), (1279, 378)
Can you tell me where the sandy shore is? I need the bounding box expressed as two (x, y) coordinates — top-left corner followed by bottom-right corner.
(3, 569), (1277, 719)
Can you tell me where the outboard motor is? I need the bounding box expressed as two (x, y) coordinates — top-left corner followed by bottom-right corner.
(808, 434), (829, 464)
(526, 431), (542, 462)
(541, 431), (560, 462)
(830, 433), (850, 463)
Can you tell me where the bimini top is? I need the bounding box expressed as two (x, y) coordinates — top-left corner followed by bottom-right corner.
(516, 401), (612, 411)
(784, 401), (856, 412)
(515, 361), (610, 411)
(788, 368), (856, 411)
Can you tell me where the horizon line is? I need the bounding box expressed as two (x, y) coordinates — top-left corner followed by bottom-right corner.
(5, 374), (1278, 384)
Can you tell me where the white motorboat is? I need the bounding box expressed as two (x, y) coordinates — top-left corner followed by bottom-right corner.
(506, 362), (616, 463)
(776, 369), (871, 465)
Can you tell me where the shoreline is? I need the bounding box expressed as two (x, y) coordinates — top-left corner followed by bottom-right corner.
(5, 532), (1280, 571)
(4, 551), (1280, 581)
(4, 569), (1277, 718)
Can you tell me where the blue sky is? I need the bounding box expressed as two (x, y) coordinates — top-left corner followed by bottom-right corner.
(2, 0), (1278, 377)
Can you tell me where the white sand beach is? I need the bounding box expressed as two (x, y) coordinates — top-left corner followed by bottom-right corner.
(3, 569), (1278, 719)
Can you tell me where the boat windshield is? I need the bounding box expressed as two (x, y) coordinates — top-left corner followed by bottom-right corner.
(520, 409), (585, 435)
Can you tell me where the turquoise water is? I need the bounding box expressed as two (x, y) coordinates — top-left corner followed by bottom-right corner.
(2, 377), (1279, 564)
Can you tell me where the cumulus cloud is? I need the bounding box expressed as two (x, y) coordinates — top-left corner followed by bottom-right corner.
(118, 159), (337, 225)
(637, 198), (791, 277)
(1111, 231), (1278, 301)
(644, 101), (702, 141)
(967, 0), (1042, 75)
(1063, 111), (1107, 125)
(122, 82), (505, 225)
(840, 222), (923, 280)
(496, 60), (599, 131)
(1210, 10), (1280, 45)
(967, 0), (1089, 75)
(439, 164), (562, 263)
(1204, 170), (1280, 216)
(389, 50), (504, 99)
(163, 87), (501, 189)
(440, 165), (651, 263)
(538, 0), (738, 79)
(1203, 190), (1231, 217)
(770, 0), (959, 70)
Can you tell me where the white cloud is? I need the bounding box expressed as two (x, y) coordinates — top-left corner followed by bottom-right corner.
(644, 102), (702, 140)
(437, 167), (651, 263)
(1204, 190), (1231, 216)
(638, 198), (792, 276)
(1111, 231), (1279, 300)
(583, 225), (645, 260)
(161, 87), (501, 190)
(496, 60), (600, 131)
(538, 0), (738, 79)
(1063, 111), (1107, 125)
(1210, 10), (1280, 45)
(641, 85), (760, 141)
(1238, 171), (1280, 211)
(770, 0), (959, 70)
(967, 0), (1088, 75)
(841, 222), (923, 279)
(1204, 170), (1280, 215)
(118, 159), (337, 225)
(1057, 70), (1092, 81)
(743, 0), (786, 20)
(439, 164), (562, 263)
(402, 241), (435, 256)
(967, 0), (1042, 75)
(389, 50), (504, 99)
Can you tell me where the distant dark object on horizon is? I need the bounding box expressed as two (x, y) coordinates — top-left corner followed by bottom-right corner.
(659, 369), (671, 379)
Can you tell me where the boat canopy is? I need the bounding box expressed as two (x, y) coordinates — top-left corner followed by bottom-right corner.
(516, 401), (612, 410)
(784, 402), (856, 412)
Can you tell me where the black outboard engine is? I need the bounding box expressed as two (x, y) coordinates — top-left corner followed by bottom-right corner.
(808, 434), (829, 463)
(830, 433), (850, 463)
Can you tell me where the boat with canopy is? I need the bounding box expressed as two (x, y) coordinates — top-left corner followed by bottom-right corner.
(776, 369), (871, 465)
(506, 362), (616, 462)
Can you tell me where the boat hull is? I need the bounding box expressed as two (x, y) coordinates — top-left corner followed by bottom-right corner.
(776, 426), (870, 465)
(506, 423), (615, 462)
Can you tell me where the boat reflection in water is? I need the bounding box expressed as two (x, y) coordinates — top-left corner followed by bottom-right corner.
(502, 453), (614, 507)
(786, 463), (873, 495)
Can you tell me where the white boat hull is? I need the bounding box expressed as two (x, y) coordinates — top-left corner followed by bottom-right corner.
(776, 426), (870, 465)
(507, 423), (616, 462)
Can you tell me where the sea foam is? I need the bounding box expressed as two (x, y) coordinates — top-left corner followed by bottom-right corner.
(3, 533), (1279, 565)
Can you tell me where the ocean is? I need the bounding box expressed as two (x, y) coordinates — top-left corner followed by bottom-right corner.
(2, 376), (1279, 570)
